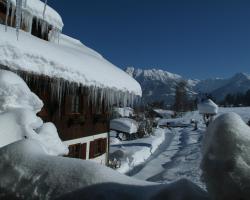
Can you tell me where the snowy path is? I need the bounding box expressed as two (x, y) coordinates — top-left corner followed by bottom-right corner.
(130, 126), (205, 188)
(128, 108), (250, 189)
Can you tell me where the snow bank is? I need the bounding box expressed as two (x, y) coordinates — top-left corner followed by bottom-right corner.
(9, 0), (63, 30)
(0, 70), (68, 156)
(198, 99), (218, 115)
(201, 113), (250, 200)
(110, 118), (138, 134)
(0, 24), (142, 98)
(0, 140), (209, 200)
(110, 128), (167, 174)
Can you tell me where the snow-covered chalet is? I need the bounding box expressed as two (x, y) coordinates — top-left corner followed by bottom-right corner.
(0, 0), (141, 165)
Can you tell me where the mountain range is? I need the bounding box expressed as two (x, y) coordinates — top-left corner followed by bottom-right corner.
(125, 67), (250, 105)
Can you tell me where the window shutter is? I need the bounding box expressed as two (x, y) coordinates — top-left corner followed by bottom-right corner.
(102, 138), (107, 153)
(81, 143), (87, 159)
(89, 141), (95, 159)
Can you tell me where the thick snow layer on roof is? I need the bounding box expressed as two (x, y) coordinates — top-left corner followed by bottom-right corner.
(197, 99), (218, 114)
(110, 118), (138, 134)
(0, 24), (142, 96)
(0, 139), (209, 200)
(201, 113), (250, 200)
(0, 70), (68, 155)
(9, 0), (63, 30)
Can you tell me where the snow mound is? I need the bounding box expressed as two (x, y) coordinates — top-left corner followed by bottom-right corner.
(0, 70), (68, 155)
(0, 140), (209, 200)
(201, 112), (250, 200)
(110, 118), (138, 134)
(10, 0), (63, 30)
(198, 99), (218, 115)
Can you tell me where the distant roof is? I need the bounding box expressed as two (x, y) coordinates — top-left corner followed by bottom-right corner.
(198, 99), (218, 114)
(110, 118), (138, 134)
(153, 109), (174, 118)
(0, 24), (142, 97)
(9, 0), (63, 30)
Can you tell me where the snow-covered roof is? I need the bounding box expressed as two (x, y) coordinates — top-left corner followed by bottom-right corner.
(110, 118), (138, 134)
(0, 24), (142, 98)
(153, 109), (175, 118)
(9, 0), (63, 30)
(197, 99), (218, 115)
(113, 107), (134, 117)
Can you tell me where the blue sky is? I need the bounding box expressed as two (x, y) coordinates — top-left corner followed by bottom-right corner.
(49, 0), (250, 79)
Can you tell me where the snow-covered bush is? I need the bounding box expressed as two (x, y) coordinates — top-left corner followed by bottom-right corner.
(201, 113), (250, 200)
(0, 70), (68, 155)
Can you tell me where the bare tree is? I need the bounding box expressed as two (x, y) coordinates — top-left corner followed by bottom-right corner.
(173, 80), (188, 112)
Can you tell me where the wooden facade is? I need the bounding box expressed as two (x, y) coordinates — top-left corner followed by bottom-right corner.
(24, 72), (110, 160)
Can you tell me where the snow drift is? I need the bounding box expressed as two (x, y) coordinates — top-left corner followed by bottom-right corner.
(0, 70), (68, 155)
(201, 112), (250, 200)
(0, 139), (209, 200)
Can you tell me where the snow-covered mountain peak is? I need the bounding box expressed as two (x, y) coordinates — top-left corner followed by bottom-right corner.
(125, 67), (182, 82)
(231, 72), (250, 81)
(124, 67), (196, 105)
(125, 67), (250, 104)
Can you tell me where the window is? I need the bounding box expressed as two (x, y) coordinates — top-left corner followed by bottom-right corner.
(89, 138), (107, 159)
(68, 143), (86, 159)
(71, 96), (80, 113)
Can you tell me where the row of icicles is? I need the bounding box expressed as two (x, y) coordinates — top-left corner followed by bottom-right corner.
(18, 71), (140, 113)
(5, 0), (61, 42)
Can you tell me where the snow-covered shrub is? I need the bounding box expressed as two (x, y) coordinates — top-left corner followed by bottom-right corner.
(201, 113), (250, 200)
(0, 70), (68, 155)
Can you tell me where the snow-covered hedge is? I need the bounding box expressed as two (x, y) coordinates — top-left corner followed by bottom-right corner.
(201, 113), (250, 200)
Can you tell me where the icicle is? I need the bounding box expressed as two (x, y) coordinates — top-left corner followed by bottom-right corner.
(5, 0), (10, 31)
(24, 0), (27, 8)
(15, 0), (23, 40)
(43, 0), (48, 20)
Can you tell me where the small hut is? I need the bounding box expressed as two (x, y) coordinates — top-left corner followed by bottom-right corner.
(198, 99), (218, 127)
